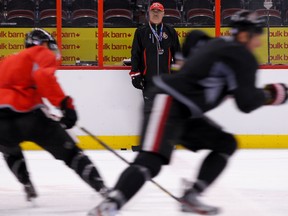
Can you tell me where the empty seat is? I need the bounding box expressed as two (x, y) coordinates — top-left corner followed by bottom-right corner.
(7, 0), (35, 11)
(150, 0), (177, 9)
(38, 0), (55, 10)
(163, 9), (181, 24)
(39, 9), (69, 27)
(71, 9), (97, 27)
(134, 10), (147, 26)
(104, 9), (134, 26)
(222, 8), (242, 26)
(221, 0), (243, 10)
(38, 0), (69, 12)
(6, 9), (35, 26)
(247, 0), (265, 10)
(104, 0), (131, 10)
(183, 0), (212, 13)
(71, 0), (97, 10)
(256, 9), (282, 26)
(38, 0), (69, 27)
(186, 8), (214, 26)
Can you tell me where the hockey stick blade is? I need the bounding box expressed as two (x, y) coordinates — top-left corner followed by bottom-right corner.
(79, 126), (181, 202)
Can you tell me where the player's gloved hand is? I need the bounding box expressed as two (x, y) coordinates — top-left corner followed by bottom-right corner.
(264, 83), (288, 105)
(60, 96), (77, 129)
(129, 71), (144, 90)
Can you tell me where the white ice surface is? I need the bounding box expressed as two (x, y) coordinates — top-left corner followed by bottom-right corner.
(0, 149), (288, 216)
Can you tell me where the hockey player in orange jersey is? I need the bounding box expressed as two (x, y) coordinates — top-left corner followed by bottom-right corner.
(0, 28), (108, 201)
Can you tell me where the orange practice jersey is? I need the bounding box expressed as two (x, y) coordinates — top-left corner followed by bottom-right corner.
(0, 46), (66, 112)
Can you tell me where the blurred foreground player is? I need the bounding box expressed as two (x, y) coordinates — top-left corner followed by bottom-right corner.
(0, 28), (108, 201)
(88, 10), (288, 215)
(172, 29), (212, 72)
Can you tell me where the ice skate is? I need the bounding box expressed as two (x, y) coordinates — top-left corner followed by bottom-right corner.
(181, 178), (194, 189)
(23, 182), (37, 201)
(180, 189), (220, 215)
(87, 200), (119, 216)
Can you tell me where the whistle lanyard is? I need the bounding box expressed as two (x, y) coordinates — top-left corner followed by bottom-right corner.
(149, 22), (163, 42)
(149, 22), (164, 54)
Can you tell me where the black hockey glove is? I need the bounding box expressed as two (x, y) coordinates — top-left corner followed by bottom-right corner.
(60, 96), (77, 129)
(264, 83), (288, 105)
(129, 71), (144, 90)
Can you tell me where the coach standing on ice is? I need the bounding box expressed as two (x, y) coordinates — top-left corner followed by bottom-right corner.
(129, 2), (180, 102)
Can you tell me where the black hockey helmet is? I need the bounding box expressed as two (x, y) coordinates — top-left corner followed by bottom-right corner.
(229, 10), (265, 35)
(182, 30), (212, 58)
(25, 28), (58, 51)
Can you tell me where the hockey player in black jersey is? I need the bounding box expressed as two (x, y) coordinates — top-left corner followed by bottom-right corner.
(88, 10), (288, 216)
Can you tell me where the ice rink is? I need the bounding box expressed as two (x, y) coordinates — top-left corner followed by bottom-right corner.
(0, 149), (288, 216)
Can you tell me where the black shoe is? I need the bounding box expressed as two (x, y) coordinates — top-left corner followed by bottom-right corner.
(23, 182), (37, 201)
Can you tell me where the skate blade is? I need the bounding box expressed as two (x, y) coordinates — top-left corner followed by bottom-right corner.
(87, 207), (100, 216)
(27, 198), (38, 208)
(87, 206), (120, 216)
(181, 203), (220, 215)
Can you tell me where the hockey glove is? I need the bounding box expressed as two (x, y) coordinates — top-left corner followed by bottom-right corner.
(264, 83), (288, 105)
(60, 96), (77, 129)
(129, 71), (144, 90)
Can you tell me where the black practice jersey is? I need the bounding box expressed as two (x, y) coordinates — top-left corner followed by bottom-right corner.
(154, 37), (267, 116)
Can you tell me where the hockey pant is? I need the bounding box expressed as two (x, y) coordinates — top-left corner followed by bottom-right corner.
(0, 108), (105, 191)
(110, 93), (238, 205)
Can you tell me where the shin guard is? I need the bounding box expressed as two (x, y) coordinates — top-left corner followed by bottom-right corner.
(68, 151), (106, 192)
(3, 153), (30, 184)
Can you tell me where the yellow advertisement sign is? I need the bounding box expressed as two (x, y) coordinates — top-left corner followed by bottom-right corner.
(0, 27), (287, 65)
(266, 29), (288, 64)
(101, 28), (135, 65)
(0, 29), (30, 60)
(59, 28), (98, 64)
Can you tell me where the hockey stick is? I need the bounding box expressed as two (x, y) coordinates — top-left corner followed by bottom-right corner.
(79, 126), (181, 202)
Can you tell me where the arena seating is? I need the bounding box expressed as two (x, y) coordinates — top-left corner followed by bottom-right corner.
(256, 8), (282, 26)
(163, 8), (182, 25)
(71, 8), (97, 27)
(0, 0), (287, 27)
(104, 8), (134, 27)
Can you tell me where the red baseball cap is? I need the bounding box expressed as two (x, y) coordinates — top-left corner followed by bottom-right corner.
(149, 2), (164, 11)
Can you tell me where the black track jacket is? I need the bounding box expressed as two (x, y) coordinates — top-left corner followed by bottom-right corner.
(131, 23), (180, 88)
